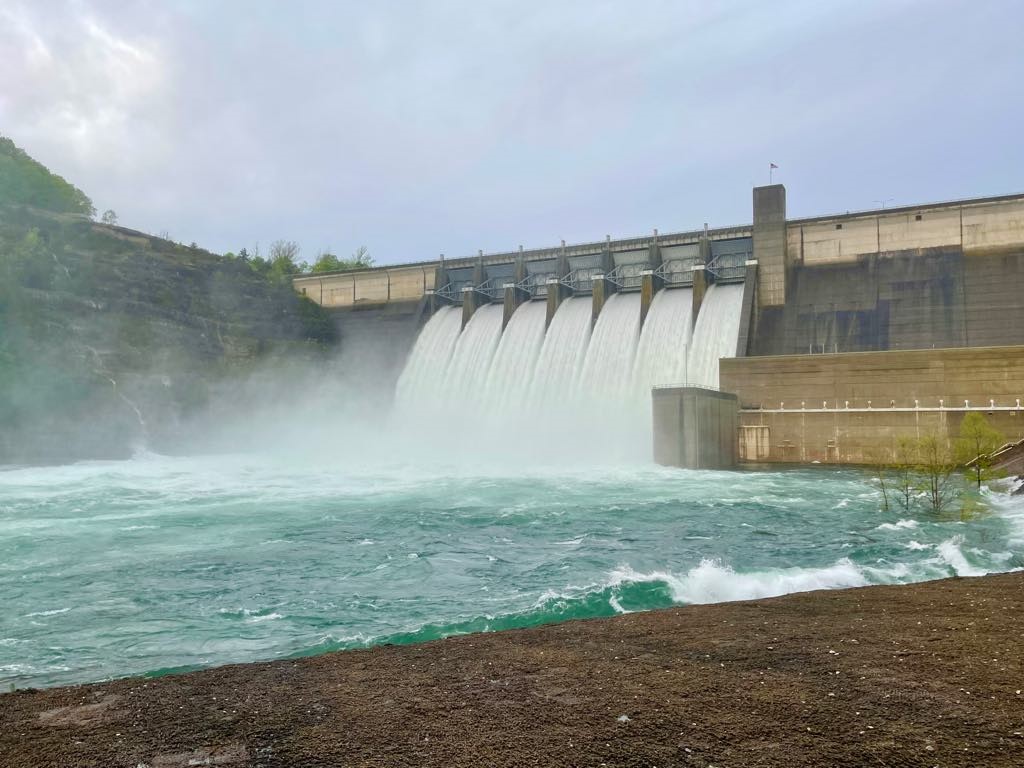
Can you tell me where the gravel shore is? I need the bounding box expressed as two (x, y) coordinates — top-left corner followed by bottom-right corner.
(3, 572), (1023, 767)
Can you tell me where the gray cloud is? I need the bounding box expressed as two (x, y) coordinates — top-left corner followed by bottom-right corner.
(2, 0), (1021, 264)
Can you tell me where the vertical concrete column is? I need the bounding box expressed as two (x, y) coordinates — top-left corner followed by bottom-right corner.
(546, 242), (572, 328)
(592, 273), (617, 325)
(639, 228), (663, 329)
(600, 234), (615, 274)
(430, 255), (449, 315)
(503, 284), (528, 329)
(691, 265), (708, 327)
(640, 269), (664, 329)
(504, 246), (529, 329)
(648, 228), (662, 269)
(752, 184), (788, 308)
(462, 286), (487, 329)
(734, 260), (759, 357)
(546, 279), (567, 327)
(513, 246), (527, 284)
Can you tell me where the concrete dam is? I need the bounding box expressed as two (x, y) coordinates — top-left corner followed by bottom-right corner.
(294, 185), (1024, 466)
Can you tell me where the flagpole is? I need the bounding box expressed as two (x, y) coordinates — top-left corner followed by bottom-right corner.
(769, 163), (774, 184)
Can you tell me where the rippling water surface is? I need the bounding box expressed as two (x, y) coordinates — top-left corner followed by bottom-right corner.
(2, 453), (1022, 688)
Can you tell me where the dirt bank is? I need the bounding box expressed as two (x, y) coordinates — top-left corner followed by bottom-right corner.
(3, 573), (1023, 767)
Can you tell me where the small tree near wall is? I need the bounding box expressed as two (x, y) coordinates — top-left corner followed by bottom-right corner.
(955, 412), (1006, 489)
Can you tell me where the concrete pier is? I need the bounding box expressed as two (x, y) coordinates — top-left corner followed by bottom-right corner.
(639, 269), (664, 328)
(503, 283), (529, 329)
(652, 386), (739, 469)
(691, 265), (708, 326)
(461, 286), (488, 328)
(591, 274), (616, 325)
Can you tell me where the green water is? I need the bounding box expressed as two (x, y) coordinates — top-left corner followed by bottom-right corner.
(1, 453), (1021, 689)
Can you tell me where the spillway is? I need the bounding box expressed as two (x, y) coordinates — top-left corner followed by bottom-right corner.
(393, 305), (463, 415)
(483, 301), (547, 415)
(528, 296), (593, 414)
(441, 304), (505, 416)
(687, 283), (744, 389)
(393, 281), (744, 456)
(577, 293), (642, 407)
(633, 287), (693, 395)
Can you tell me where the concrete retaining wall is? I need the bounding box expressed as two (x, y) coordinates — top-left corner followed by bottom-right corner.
(722, 346), (1024, 464)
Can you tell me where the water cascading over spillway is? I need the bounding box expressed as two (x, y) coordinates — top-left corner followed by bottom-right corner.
(482, 301), (548, 417)
(577, 293), (642, 407)
(632, 287), (694, 395)
(440, 304), (505, 416)
(392, 280), (744, 457)
(393, 305), (464, 415)
(687, 283), (745, 389)
(528, 297), (593, 414)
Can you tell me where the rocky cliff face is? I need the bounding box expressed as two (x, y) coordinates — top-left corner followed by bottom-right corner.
(0, 204), (335, 464)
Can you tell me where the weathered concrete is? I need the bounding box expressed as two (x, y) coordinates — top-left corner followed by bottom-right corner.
(691, 265), (708, 326)
(722, 346), (1024, 464)
(734, 260), (758, 356)
(461, 286), (488, 329)
(592, 274), (616, 324)
(653, 387), (738, 469)
(502, 284), (529, 329)
(752, 185), (788, 307)
(639, 269), (663, 328)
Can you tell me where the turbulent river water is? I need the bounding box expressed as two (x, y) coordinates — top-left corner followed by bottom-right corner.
(2, 452), (1022, 689)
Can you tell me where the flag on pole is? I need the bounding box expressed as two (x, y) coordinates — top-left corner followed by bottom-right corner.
(770, 163), (778, 169)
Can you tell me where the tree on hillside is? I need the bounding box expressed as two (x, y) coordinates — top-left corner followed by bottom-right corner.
(310, 246), (373, 274)
(0, 136), (95, 216)
(101, 209), (118, 225)
(955, 412), (1006, 489)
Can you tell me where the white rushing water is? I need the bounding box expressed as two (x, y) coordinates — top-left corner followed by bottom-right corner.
(393, 282), (743, 452)
(483, 301), (547, 418)
(633, 287), (694, 395)
(577, 292), (642, 407)
(441, 304), (505, 416)
(393, 305), (463, 415)
(687, 283), (744, 389)
(528, 296), (593, 415)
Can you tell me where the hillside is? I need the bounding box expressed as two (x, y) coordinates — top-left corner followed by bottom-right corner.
(0, 139), (335, 463)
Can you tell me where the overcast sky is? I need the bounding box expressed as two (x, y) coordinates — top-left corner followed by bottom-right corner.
(2, 0), (1021, 264)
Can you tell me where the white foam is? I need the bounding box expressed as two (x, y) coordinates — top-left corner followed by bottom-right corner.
(875, 519), (919, 531)
(23, 607), (71, 618)
(608, 559), (870, 605)
(934, 536), (988, 577)
(245, 612), (282, 623)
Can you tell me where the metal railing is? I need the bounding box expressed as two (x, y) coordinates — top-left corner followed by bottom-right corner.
(705, 251), (749, 283)
(516, 272), (556, 299)
(746, 398), (1024, 413)
(561, 267), (600, 294)
(654, 257), (699, 286)
(604, 263), (646, 291)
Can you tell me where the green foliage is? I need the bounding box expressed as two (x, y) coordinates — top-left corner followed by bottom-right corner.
(101, 209), (118, 225)
(0, 227), (55, 289)
(310, 245), (373, 274)
(872, 426), (1004, 519)
(0, 136), (95, 216)
(954, 412), (1006, 489)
